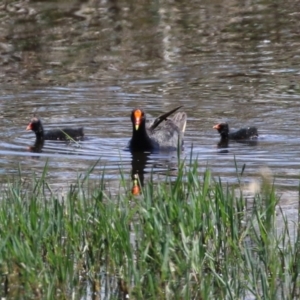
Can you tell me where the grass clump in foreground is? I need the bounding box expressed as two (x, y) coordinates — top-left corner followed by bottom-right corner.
(0, 161), (299, 299)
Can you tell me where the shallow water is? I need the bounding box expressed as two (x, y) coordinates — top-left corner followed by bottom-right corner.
(0, 0), (300, 207)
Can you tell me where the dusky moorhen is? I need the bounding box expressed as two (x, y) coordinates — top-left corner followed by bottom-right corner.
(129, 106), (187, 151)
(213, 123), (258, 140)
(26, 117), (84, 141)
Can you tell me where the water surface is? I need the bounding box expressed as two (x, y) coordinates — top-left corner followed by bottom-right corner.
(0, 0), (300, 206)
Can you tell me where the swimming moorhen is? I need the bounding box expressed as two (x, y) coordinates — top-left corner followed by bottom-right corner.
(213, 123), (258, 140)
(128, 106), (187, 151)
(26, 117), (84, 141)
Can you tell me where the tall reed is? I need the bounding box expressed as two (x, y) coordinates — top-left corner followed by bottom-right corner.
(0, 160), (298, 299)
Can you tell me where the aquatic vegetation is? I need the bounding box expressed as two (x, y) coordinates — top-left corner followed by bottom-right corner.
(0, 161), (299, 299)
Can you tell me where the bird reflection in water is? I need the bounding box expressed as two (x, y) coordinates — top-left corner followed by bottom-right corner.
(131, 151), (151, 195)
(130, 151), (180, 195)
(216, 137), (258, 154)
(131, 174), (141, 196)
(216, 138), (229, 153)
(28, 139), (44, 154)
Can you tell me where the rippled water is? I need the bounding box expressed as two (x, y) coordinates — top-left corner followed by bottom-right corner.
(0, 0), (300, 206)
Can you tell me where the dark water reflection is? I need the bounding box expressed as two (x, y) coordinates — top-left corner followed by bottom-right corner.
(0, 0), (300, 207)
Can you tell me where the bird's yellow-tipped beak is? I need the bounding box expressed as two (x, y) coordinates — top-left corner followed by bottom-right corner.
(134, 109), (142, 131)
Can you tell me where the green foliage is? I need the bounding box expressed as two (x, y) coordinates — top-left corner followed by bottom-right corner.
(0, 161), (299, 299)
